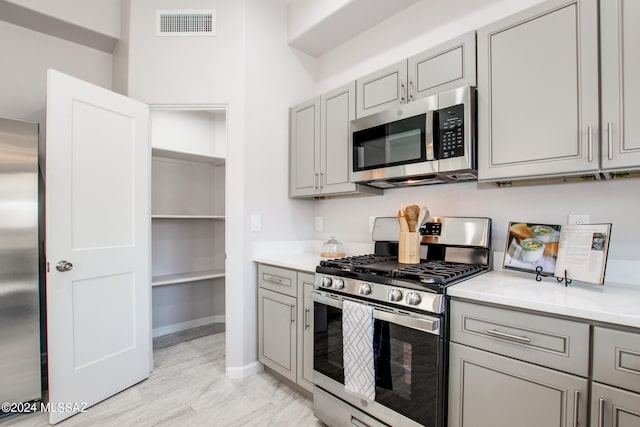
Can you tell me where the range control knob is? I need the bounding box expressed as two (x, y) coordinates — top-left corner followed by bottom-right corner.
(406, 291), (422, 306)
(388, 289), (403, 302)
(321, 276), (332, 288)
(359, 283), (372, 295)
(333, 278), (345, 290)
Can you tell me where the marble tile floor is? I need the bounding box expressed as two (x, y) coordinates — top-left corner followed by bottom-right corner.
(1, 331), (323, 427)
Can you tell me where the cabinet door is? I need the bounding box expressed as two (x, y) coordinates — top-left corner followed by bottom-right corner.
(356, 60), (408, 118)
(296, 272), (315, 392)
(477, 0), (599, 182)
(593, 327), (640, 395)
(320, 82), (357, 195)
(449, 342), (588, 427)
(289, 97), (320, 197)
(408, 31), (476, 101)
(591, 383), (640, 427)
(601, 0), (640, 172)
(258, 288), (296, 383)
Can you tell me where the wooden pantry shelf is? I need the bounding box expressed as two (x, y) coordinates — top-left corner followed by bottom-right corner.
(152, 269), (226, 287)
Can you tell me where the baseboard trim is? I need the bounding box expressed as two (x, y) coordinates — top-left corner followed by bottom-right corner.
(226, 361), (263, 379)
(152, 315), (225, 338)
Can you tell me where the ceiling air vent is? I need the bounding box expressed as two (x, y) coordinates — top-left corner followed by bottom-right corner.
(156, 10), (216, 37)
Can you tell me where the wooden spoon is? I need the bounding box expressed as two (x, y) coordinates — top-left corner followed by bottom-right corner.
(404, 204), (420, 232)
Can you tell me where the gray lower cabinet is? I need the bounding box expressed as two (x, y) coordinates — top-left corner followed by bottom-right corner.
(450, 300), (640, 427)
(296, 272), (315, 391)
(600, 0), (640, 173)
(449, 299), (590, 427)
(591, 383), (640, 427)
(449, 342), (588, 427)
(591, 326), (640, 426)
(356, 31), (476, 118)
(477, 0), (600, 182)
(258, 287), (297, 383)
(257, 264), (314, 393)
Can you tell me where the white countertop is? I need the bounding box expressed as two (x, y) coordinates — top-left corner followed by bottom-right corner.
(252, 240), (374, 273)
(254, 243), (640, 329)
(448, 254), (640, 329)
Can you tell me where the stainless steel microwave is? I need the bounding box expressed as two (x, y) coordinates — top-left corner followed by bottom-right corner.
(350, 86), (477, 188)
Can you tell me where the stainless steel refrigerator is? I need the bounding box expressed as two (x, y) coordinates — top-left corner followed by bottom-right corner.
(0, 117), (41, 407)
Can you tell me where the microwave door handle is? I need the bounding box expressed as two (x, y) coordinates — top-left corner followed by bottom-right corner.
(425, 110), (435, 161)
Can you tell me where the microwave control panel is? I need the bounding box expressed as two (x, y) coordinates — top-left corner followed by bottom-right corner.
(437, 103), (465, 159)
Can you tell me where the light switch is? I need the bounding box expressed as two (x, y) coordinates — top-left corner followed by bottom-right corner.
(315, 216), (323, 232)
(251, 214), (261, 231)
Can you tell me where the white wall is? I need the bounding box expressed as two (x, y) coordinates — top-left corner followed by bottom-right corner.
(0, 19), (113, 164)
(307, 0), (640, 265)
(124, 0), (317, 375)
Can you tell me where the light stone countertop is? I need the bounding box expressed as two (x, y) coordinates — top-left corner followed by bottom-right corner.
(448, 253), (640, 329)
(252, 240), (374, 273)
(252, 242), (640, 329)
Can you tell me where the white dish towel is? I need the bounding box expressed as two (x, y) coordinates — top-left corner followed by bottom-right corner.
(342, 300), (375, 401)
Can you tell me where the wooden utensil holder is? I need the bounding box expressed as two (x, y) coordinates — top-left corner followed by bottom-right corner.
(398, 232), (420, 264)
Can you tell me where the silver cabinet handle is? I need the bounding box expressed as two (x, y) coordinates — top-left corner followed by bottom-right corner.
(607, 122), (613, 160)
(486, 329), (531, 343)
(400, 80), (406, 104)
(319, 172), (324, 189)
(305, 308), (310, 329)
(409, 80), (415, 101)
(350, 416), (371, 427)
(264, 274), (285, 285)
(598, 397), (604, 427)
(291, 305), (296, 323)
(313, 172), (318, 190)
(56, 260), (73, 272)
(573, 390), (580, 427)
(587, 126), (593, 162)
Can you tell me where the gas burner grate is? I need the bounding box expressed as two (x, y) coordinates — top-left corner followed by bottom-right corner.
(319, 254), (395, 270)
(393, 262), (486, 285)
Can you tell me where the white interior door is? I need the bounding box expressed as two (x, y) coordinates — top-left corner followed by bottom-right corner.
(45, 69), (151, 424)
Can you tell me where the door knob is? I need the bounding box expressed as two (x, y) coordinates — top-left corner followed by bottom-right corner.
(56, 261), (73, 272)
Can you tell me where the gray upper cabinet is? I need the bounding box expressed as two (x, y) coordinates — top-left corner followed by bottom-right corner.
(356, 60), (407, 118)
(289, 98), (320, 198)
(477, 0), (600, 182)
(321, 82), (358, 194)
(600, 0), (640, 173)
(356, 31), (476, 118)
(289, 83), (382, 198)
(408, 31), (476, 102)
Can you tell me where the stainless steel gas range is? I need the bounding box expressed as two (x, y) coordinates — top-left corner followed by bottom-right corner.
(312, 216), (492, 427)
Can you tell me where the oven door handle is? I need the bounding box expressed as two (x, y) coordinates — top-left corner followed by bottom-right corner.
(311, 291), (343, 309)
(311, 291), (440, 335)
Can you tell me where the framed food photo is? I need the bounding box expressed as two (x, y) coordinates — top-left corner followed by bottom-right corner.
(503, 222), (562, 276)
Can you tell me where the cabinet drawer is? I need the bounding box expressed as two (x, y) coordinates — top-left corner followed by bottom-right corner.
(593, 327), (640, 394)
(258, 264), (297, 297)
(450, 300), (590, 376)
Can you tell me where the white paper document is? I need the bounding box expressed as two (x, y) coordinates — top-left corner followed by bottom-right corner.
(555, 224), (611, 284)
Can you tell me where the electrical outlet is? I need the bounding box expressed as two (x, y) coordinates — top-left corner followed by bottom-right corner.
(315, 216), (323, 232)
(568, 214), (589, 225)
(369, 216), (377, 232)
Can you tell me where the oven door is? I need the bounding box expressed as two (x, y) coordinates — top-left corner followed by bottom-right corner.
(350, 97), (438, 183)
(312, 291), (446, 427)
